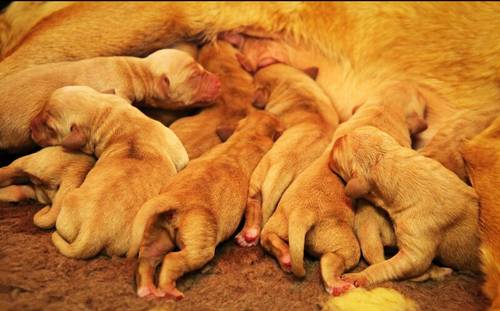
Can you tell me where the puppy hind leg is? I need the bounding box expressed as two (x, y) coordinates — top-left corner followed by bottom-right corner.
(261, 215), (291, 273)
(409, 264), (453, 282)
(157, 210), (217, 300)
(0, 184), (35, 202)
(0, 166), (27, 187)
(235, 160), (269, 247)
(261, 164), (294, 225)
(321, 252), (354, 296)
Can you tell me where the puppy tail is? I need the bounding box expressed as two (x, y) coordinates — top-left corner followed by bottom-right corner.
(127, 194), (177, 258)
(51, 227), (101, 259)
(288, 208), (315, 278)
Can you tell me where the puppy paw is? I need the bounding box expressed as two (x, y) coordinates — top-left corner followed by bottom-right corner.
(325, 277), (356, 296)
(340, 273), (368, 288)
(137, 285), (165, 298)
(279, 253), (292, 273)
(234, 228), (259, 247)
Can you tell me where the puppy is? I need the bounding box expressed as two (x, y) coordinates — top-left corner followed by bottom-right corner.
(330, 126), (480, 287)
(260, 149), (360, 296)
(0, 146), (95, 229)
(420, 105), (500, 182)
(169, 41), (255, 159)
(461, 116), (500, 310)
(30, 86), (189, 258)
(0, 48), (220, 152)
(127, 111), (282, 300)
(235, 63), (338, 247)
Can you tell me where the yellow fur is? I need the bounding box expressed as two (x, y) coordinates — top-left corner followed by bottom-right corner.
(324, 287), (419, 311)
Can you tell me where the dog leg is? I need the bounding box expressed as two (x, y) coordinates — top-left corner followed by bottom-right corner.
(0, 184), (35, 202)
(321, 252), (355, 296)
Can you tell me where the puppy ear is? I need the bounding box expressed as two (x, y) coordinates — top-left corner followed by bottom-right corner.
(302, 67), (319, 80)
(156, 74), (170, 99)
(236, 52), (255, 73)
(344, 176), (370, 199)
(252, 88), (269, 109)
(219, 32), (245, 49)
(216, 124), (236, 142)
(61, 124), (87, 150)
(272, 123), (285, 142)
(407, 113), (428, 135)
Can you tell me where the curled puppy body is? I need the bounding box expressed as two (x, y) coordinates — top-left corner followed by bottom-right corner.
(0, 48), (220, 152)
(461, 116), (500, 310)
(127, 111), (282, 300)
(260, 149), (360, 296)
(169, 41), (256, 159)
(420, 105), (500, 182)
(0, 146), (95, 229)
(330, 125), (480, 288)
(30, 86), (189, 258)
(236, 63), (338, 247)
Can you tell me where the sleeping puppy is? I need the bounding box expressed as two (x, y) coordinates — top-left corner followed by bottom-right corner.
(0, 48), (220, 152)
(127, 111), (283, 300)
(0, 146), (95, 229)
(30, 86), (189, 258)
(169, 41), (255, 159)
(461, 116), (500, 310)
(235, 63), (338, 247)
(329, 126), (480, 287)
(260, 149), (360, 296)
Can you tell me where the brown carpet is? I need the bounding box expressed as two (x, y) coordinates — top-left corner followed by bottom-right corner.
(0, 201), (490, 311)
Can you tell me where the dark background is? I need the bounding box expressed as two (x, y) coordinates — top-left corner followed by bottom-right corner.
(1, 2), (11, 11)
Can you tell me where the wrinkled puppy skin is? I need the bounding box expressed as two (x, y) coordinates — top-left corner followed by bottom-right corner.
(235, 63), (338, 247)
(127, 111), (283, 300)
(461, 116), (500, 311)
(169, 40), (255, 159)
(30, 86), (188, 259)
(0, 146), (95, 229)
(0, 48), (219, 152)
(330, 126), (480, 287)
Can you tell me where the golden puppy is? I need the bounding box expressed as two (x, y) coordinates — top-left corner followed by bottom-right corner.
(127, 111), (282, 300)
(0, 146), (95, 229)
(330, 126), (480, 287)
(235, 63), (338, 247)
(169, 40), (255, 159)
(461, 116), (500, 311)
(260, 149), (360, 296)
(420, 105), (500, 182)
(30, 86), (189, 258)
(0, 48), (220, 152)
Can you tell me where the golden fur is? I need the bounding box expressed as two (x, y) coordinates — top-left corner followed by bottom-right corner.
(0, 146), (94, 229)
(169, 40), (255, 159)
(235, 63), (338, 247)
(330, 126), (480, 287)
(127, 111), (282, 299)
(0, 48), (219, 152)
(462, 116), (500, 311)
(30, 86), (188, 258)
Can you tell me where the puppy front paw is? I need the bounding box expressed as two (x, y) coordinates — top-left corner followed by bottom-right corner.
(325, 277), (356, 296)
(234, 228), (259, 247)
(340, 273), (368, 288)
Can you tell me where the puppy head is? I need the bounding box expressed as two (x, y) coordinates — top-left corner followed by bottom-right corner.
(30, 86), (129, 153)
(144, 49), (221, 109)
(216, 110), (283, 143)
(330, 126), (397, 198)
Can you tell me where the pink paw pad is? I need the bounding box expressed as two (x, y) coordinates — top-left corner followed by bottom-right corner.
(280, 253), (292, 272)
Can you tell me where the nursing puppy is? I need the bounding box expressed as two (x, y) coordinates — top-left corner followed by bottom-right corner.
(0, 48), (220, 152)
(330, 126), (480, 287)
(0, 146), (95, 229)
(127, 111), (282, 300)
(462, 116), (500, 310)
(420, 105), (500, 182)
(260, 149), (360, 296)
(30, 86), (189, 258)
(235, 63), (338, 246)
(169, 41), (255, 159)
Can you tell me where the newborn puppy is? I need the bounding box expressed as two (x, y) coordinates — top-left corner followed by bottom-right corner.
(330, 126), (480, 287)
(0, 146), (95, 229)
(461, 116), (500, 310)
(260, 149), (360, 296)
(236, 63), (338, 247)
(30, 86), (189, 258)
(0, 48), (220, 152)
(127, 111), (282, 300)
(420, 105), (500, 182)
(169, 40), (255, 159)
